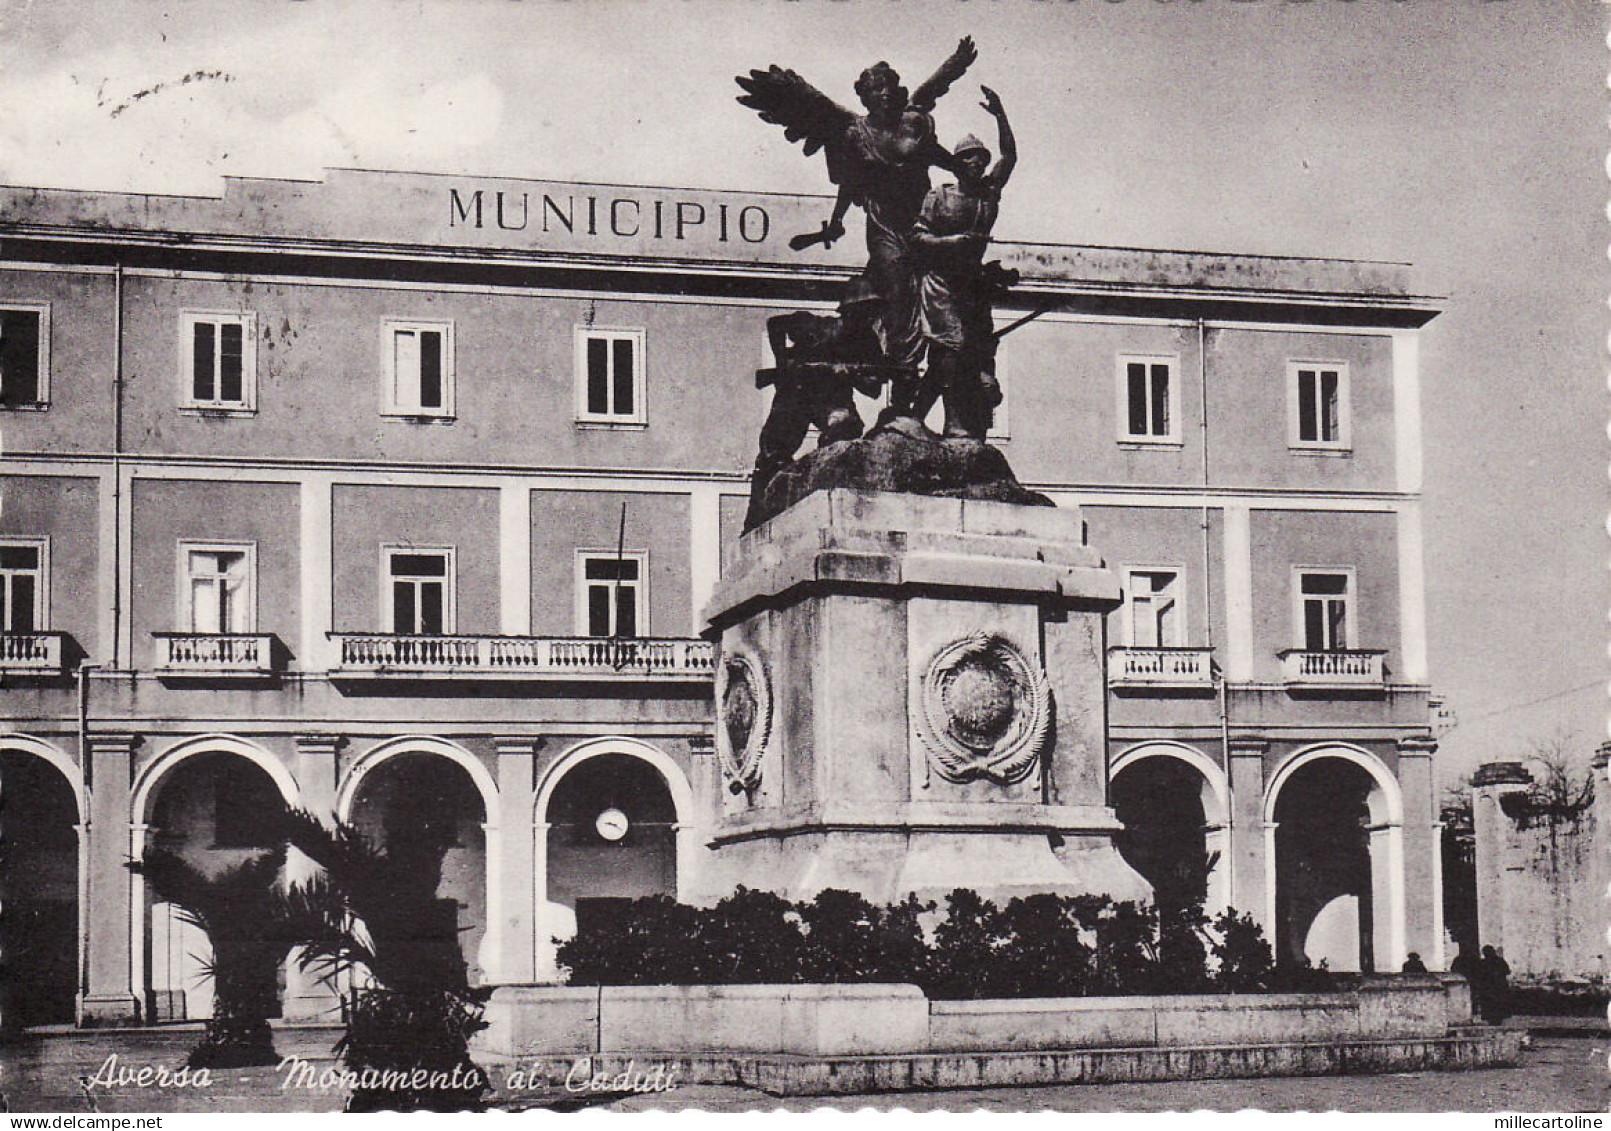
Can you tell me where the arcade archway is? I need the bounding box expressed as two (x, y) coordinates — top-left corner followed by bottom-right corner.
(1, 744), (83, 1028)
(534, 739), (692, 979)
(1111, 744), (1229, 919)
(138, 744), (292, 1021)
(342, 749), (490, 985)
(1267, 746), (1403, 973)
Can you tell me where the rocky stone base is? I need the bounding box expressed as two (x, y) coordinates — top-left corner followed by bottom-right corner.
(750, 422), (1052, 531)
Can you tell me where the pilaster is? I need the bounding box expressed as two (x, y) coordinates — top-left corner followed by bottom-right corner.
(1226, 735), (1270, 934)
(282, 735), (345, 1021)
(1396, 735), (1440, 968)
(494, 736), (539, 985)
(80, 733), (141, 1025)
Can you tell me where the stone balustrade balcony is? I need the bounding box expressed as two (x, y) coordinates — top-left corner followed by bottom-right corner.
(152, 633), (279, 678)
(0, 631), (67, 675)
(328, 633), (716, 680)
(1279, 648), (1386, 687)
(1106, 647), (1216, 689)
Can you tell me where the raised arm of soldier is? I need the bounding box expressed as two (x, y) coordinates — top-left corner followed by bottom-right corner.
(981, 85), (1015, 190)
(768, 311), (801, 368)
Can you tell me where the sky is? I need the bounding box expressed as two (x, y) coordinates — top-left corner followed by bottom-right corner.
(0, 0), (1602, 788)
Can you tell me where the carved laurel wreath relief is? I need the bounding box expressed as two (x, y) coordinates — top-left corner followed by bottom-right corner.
(715, 644), (772, 794)
(917, 631), (1053, 786)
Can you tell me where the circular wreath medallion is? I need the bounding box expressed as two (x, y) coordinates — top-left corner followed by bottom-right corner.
(715, 645), (771, 794)
(917, 632), (1052, 786)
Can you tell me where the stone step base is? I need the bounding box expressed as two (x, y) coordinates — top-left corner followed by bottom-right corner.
(484, 1029), (1526, 1098)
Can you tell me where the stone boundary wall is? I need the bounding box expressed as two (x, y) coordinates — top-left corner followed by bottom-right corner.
(478, 976), (1472, 1059)
(1471, 755), (1609, 983)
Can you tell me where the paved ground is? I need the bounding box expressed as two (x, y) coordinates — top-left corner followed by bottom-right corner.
(1, 1029), (1604, 1114)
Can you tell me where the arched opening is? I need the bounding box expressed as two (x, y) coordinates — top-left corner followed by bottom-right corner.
(1271, 755), (1392, 973)
(1, 749), (81, 1028)
(1112, 755), (1215, 921)
(347, 753), (488, 984)
(144, 750), (287, 1021)
(544, 753), (677, 940)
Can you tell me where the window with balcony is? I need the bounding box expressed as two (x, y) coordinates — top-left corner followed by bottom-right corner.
(386, 547), (455, 635)
(182, 543), (256, 633)
(576, 327), (646, 425)
(0, 540), (46, 632)
(1126, 568), (1182, 648)
(382, 320), (454, 418)
(1116, 354), (1179, 445)
(0, 304), (49, 408)
(181, 312), (256, 412)
(577, 551), (646, 638)
(1296, 570), (1353, 651)
(1289, 361), (1350, 450)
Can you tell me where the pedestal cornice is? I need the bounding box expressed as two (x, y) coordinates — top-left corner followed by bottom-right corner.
(707, 489), (1119, 631)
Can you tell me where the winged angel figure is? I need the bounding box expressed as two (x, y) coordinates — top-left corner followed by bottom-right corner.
(736, 38), (978, 368)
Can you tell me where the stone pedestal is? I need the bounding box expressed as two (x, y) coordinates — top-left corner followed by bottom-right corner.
(698, 489), (1148, 907)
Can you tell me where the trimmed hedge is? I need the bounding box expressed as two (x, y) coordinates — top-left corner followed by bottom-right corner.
(557, 887), (1336, 998)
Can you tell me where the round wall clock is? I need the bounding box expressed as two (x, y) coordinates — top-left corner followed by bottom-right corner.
(595, 807), (630, 841)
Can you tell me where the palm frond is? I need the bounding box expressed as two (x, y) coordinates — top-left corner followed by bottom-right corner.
(129, 845), (288, 939)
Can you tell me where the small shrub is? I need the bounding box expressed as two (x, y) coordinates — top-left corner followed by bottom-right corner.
(1507, 980), (1610, 1017)
(1270, 958), (1338, 994)
(1089, 899), (1159, 996)
(799, 889), (888, 982)
(560, 888), (1365, 1000)
(990, 894), (1091, 998)
(1155, 902), (1214, 994)
(1208, 908), (1276, 992)
(701, 887), (808, 983)
(926, 889), (1007, 999)
(870, 894), (934, 984)
(556, 895), (705, 985)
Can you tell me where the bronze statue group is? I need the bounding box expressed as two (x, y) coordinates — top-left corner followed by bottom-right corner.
(738, 39), (1022, 522)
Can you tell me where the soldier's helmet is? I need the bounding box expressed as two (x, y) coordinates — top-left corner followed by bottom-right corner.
(838, 275), (882, 313)
(953, 134), (991, 161)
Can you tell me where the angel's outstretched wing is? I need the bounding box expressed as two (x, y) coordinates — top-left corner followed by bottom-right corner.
(909, 36), (978, 113)
(735, 66), (856, 161)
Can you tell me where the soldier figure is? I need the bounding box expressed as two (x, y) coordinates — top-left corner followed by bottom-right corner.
(745, 276), (887, 529)
(907, 85), (1017, 440)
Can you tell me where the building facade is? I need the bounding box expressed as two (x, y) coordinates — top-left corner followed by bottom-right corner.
(0, 169), (1442, 1028)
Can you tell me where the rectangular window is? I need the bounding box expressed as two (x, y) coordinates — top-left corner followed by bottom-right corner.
(382, 321), (454, 417)
(1289, 362), (1350, 449)
(576, 328), (646, 425)
(181, 312), (256, 411)
(1126, 568), (1182, 648)
(1297, 570), (1352, 651)
(577, 551), (647, 638)
(180, 543), (255, 633)
(0, 305), (49, 408)
(1116, 354), (1179, 444)
(385, 547), (454, 634)
(0, 540), (46, 633)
